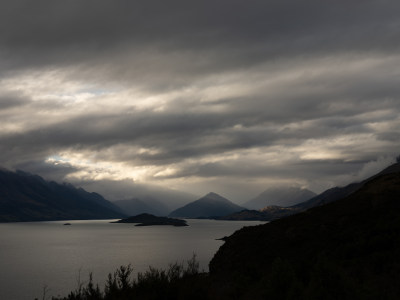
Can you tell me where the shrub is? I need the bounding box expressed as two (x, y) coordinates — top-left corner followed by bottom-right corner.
(50, 254), (202, 300)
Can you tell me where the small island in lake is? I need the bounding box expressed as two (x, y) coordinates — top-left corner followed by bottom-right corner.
(112, 213), (188, 226)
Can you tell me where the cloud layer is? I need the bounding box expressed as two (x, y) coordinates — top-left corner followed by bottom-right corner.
(1, 0), (399, 201)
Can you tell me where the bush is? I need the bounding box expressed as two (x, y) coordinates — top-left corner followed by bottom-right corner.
(50, 254), (203, 300)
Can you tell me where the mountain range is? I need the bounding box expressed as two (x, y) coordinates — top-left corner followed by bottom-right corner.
(220, 162), (400, 221)
(243, 186), (316, 209)
(0, 168), (247, 222)
(2, 162), (400, 223)
(77, 179), (196, 213)
(0, 169), (124, 222)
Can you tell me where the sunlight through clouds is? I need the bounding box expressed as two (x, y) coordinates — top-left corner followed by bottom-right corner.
(1, 0), (400, 200)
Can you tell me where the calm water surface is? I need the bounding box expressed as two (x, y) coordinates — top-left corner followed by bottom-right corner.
(0, 219), (264, 299)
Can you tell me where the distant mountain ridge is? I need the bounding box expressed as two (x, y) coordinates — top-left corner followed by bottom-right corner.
(244, 186), (316, 209)
(221, 162), (400, 221)
(291, 161), (400, 211)
(169, 192), (244, 218)
(78, 179), (196, 212)
(0, 169), (125, 222)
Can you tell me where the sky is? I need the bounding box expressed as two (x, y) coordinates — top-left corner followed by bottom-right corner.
(0, 0), (399, 202)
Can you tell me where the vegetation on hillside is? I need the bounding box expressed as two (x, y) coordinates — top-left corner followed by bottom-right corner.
(43, 255), (207, 300)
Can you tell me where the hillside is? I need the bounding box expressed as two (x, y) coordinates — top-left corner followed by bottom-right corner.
(294, 162), (400, 211)
(0, 169), (125, 222)
(244, 186), (316, 209)
(169, 192), (244, 218)
(254, 162), (400, 221)
(209, 170), (400, 299)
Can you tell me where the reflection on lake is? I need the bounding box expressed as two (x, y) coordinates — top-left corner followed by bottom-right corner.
(0, 219), (264, 300)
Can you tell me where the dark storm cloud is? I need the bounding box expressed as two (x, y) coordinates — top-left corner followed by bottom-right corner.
(1, 0), (400, 78)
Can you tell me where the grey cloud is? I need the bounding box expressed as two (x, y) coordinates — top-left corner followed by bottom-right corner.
(1, 0), (400, 199)
(0, 69), (398, 171)
(377, 132), (400, 142)
(0, 101), (392, 170)
(0, 95), (28, 109)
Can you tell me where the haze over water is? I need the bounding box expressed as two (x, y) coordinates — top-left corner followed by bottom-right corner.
(0, 219), (263, 300)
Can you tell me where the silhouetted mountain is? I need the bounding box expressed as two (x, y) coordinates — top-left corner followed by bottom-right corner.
(292, 183), (361, 211)
(258, 162), (400, 220)
(112, 213), (188, 226)
(0, 169), (125, 222)
(209, 170), (400, 298)
(296, 162), (400, 211)
(113, 198), (168, 216)
(168, 192), (244, 218)
(244, 186), (316, 209)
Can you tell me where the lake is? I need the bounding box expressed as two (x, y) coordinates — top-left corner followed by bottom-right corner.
(0, 219), (264, 300)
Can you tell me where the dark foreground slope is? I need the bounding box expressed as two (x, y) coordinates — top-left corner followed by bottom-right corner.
(0, 169), (124, 222)
(209, 171), (400, 299)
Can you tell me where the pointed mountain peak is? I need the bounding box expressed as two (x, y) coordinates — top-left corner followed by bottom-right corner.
(205, 192), (221, 197)
(169, 192), (244, 218)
